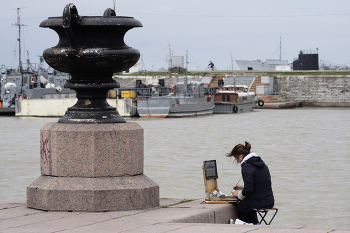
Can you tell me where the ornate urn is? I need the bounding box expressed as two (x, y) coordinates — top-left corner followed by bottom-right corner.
(40, 3), (142, 123)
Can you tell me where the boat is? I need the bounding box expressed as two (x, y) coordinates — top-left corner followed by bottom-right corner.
(0, 104), (15, 116)
(137, 51), (214, 118)
(0, 9), (74, 116)
(213, 84), (263, 113)
(137, 81), (214, 118)
(235, 37), (290, 71)
(0, 57), (75, 116)
(235, 59), (289, 71)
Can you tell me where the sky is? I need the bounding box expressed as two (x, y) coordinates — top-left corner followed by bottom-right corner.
(0, 0), (349, 71)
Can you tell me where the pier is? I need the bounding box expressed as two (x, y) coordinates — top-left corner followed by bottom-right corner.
(1, 198), (349, 232)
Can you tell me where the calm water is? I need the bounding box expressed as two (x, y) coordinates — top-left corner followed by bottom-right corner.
(0, 108), (349, 227)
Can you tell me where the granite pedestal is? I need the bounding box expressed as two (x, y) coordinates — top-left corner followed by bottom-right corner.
(27, 122), (159, 211)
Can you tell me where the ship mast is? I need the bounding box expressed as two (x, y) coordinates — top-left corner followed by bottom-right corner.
(13, 8), (26, 72)
(165, 43), (173, 69)
(13, 8), (26, 94)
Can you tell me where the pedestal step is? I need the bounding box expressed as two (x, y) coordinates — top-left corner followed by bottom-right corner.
(27, 175), (159, 211)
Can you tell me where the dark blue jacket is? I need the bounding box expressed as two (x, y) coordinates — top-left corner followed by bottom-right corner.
(238, 154), (274, 212)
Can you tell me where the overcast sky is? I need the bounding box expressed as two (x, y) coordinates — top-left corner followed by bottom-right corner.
(1, 0), (349, 71)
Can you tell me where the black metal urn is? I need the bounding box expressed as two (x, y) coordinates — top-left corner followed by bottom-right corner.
(40, 3), (142, 123)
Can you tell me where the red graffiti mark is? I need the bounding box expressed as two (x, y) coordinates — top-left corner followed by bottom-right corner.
(40, 133), (49, 165)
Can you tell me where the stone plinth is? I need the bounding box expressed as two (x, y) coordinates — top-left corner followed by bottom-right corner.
(27, 175), (159, 211)
(27, 122), (159, 211)
(39, 122), (144, 177)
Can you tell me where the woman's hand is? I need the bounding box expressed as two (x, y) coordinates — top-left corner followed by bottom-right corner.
(232, 190), (239, 196)
(233, 184), (244, 190)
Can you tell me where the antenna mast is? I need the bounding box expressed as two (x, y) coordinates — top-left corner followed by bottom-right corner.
(185, 50), (188, 85)
(168, 43), (173, 68)
(231, 53), (234, 70)
(279, 36), (282, 61)
(112, 0), (116, 11)
(140, 55), (146, 71)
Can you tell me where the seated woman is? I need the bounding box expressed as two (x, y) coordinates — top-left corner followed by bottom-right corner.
(226, 141), (274, 224)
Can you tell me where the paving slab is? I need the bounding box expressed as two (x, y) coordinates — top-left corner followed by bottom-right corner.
(0, 198), (349, 233)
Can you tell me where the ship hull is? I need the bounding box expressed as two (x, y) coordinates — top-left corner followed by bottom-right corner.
(137, 96), (214, 118)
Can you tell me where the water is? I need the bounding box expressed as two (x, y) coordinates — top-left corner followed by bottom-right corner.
(0, 108), (349, 227)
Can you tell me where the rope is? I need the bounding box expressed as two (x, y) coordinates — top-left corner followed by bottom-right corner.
(125, 100), (137, 108)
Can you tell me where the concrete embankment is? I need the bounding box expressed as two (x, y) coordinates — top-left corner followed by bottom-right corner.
(274, 75), (350, 107)
(1, 198), (349, 233)
(256, 101), (301, 109)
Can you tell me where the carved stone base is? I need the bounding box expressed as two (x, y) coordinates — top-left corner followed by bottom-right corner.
(27, 122), (159, 211)
(27, 175), (159, 211)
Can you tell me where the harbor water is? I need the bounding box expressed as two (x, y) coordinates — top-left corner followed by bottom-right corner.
(0, 108), (349, 227)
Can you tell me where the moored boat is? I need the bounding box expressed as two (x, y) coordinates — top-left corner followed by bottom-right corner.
(137, 50), (214, 118)
(0, 8), (74, 116)
(213, 85), (263, 113)
(137, 81), (214, 118)
(0, 61), (75, 116)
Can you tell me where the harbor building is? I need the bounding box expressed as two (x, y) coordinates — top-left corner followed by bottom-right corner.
(293, 50), (319, 70)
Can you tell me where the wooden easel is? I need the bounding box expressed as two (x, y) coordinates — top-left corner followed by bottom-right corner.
(202, 160), (237, 203)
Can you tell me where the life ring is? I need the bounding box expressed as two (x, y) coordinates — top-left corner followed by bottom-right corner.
(258, 100), (264, 107)
(233, 105), (238, 113)
(30, 76), (34, 84)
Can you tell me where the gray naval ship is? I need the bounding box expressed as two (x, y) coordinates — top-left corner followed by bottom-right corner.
(0, 8), (74, 115)
(0, 57), (74, 115)
(137, 80), (214, 118)
(137, 51), (214, 118)
(235, 59), (289, 71)
(236, 37), (289, 71)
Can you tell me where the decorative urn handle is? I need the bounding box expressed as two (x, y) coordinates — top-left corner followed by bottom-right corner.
(62, 3), (80, 55)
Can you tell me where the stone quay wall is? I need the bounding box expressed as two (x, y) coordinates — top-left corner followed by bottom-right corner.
(274, 75), (350, 107)
(114, 74), (350, 107)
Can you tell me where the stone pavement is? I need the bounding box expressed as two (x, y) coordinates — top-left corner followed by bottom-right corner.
(1, 198), (349, 233)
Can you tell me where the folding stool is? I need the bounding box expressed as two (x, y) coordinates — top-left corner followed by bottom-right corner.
(253, 208), (278, 225)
